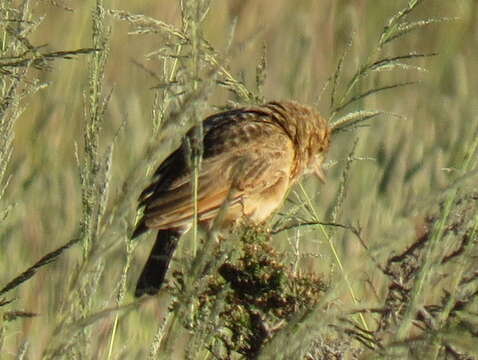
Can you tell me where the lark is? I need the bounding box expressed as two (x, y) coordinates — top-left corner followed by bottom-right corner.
(132, 100), (331, 297)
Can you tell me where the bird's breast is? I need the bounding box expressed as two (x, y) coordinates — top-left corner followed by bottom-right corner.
(241, 173), (290, 224)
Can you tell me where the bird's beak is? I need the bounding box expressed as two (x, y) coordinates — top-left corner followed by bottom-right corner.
(315, 164), (326, 183)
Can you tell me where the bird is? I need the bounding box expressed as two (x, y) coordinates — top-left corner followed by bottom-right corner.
(132, 100), (331, 297)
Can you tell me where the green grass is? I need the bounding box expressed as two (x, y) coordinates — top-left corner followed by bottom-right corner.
(0, 0), (477, 359)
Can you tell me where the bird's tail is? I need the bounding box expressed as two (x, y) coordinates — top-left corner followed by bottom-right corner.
(135, 229), (181, 297)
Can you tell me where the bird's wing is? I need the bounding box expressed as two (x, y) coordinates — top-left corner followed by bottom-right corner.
(138, 116), (294, 231)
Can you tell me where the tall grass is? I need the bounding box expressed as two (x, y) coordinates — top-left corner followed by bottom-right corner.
(0, 0), (477, 359)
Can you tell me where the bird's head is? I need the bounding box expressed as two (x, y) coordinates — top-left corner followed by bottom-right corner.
(262, 100), (331, 184)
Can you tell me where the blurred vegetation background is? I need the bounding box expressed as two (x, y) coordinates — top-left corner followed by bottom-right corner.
(0, 0), (477, 358)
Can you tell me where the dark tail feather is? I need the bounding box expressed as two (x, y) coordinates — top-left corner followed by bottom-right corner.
(135, 230), (181, 297)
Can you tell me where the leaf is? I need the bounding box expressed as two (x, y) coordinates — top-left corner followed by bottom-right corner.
(331, 110), (392, 134)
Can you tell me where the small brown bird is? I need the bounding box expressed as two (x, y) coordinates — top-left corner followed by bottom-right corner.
(132, 100), (331, 297)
